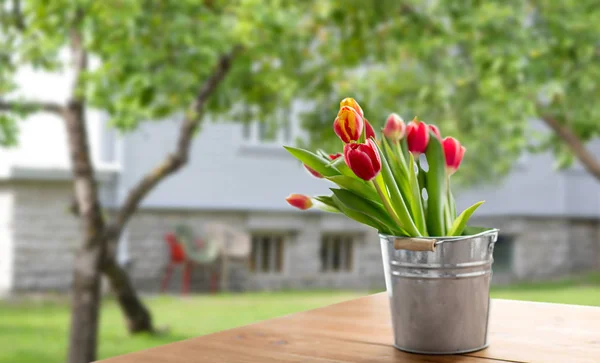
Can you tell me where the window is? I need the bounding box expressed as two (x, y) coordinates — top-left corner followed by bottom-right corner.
(493, 234), (515, 274)
(320, 235), (354, 272)
(250, 233), (285, 273)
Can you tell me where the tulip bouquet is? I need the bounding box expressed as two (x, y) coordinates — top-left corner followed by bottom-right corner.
(285, 98), (483, 238)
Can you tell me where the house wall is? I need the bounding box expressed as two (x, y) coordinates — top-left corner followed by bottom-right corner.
(5, 177), (598, 293)
(0, 184), (14, 295)
(7, 180), (80, 291)
(125, 210), (384, 293)
(115, 120), (331, 212)
(473, 217), (600, 283)
(2, 179), (384, 293)
(116, 119), (600, 220)
(3, 62), (599, 294)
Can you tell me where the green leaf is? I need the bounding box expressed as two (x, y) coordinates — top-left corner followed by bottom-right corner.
(316, 149), (330, 159)
(331, 195), (393, 234)
(382, 137), (412, 200)
(330, 155), (362, 180)
(327, 175), (379, 201)
(382, 137), (408, 174)
(330, 188), (401, 234)
(284, 146), (340, 177)
(408, 153), (428, 236)
(424, 132), (446, 236)
(447, 201), (485, 236)
(400, 138), (410, 163)
(373, 142), (420, 236)
(312, 196), (341, 213)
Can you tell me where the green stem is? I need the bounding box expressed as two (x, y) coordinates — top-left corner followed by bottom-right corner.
(444, 174), (452, 230)
(394, 141), (408, 170)
(447, 173), (456, 220)
(417, 157), (426, 194)
(372, 180), (405, 234)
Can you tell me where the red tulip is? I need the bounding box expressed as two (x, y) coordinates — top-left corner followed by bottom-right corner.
(406, 119), (430, 155)
(339, 97), (364, 117)
(442, 137), (466, 174)
(286, 194), (313, 210)
(365, 119), (376, 140)
(329, 153), (342, 160)
(383, 113), (406, 141)
(304, 165), (323, 178)
(343, 139), (382, 181)
(428, 124), (441, 140)
(334, 106), (364, 143)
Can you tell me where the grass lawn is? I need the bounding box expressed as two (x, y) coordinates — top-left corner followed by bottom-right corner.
(1, 272), (598, 363)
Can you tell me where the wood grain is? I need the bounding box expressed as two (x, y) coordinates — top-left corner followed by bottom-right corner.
(97, 294), (600, 363)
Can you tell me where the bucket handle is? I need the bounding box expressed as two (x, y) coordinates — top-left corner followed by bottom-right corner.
(394, 238), (437, 252)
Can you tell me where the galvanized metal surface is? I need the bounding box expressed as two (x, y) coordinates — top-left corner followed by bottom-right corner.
(380, 229), (499, 355)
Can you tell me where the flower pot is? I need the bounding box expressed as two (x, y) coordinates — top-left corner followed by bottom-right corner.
(379, 228), (498, 354)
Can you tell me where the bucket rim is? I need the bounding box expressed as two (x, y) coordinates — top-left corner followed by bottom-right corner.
(379, 227), (498, 246)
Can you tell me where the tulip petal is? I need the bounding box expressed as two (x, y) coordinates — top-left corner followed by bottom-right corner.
(362, 139), (381, 172)
(343, 141), (381, 181)
(304, 164), (323, 178)
(285, 194), (313, 210)
(383, 113), (406, 141)
(339, 97), (364, 117)
(334, 106), (364, 143)
(406, 120), (430, 154)
(346, 149), (376, 181)
(365, 119), (376, 140)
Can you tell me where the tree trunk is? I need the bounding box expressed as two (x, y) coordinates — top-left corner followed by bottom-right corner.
(65, 103), (107, 363)
(66, 17), (108, 362)
(102, 253), (153, 333)
(68, 242), (104, 363)
(65, 47), (240, 347)
(97, 47), (240, 333)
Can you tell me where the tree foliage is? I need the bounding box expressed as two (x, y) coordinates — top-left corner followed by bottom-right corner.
(302, 0), (600, 184)
(1, 0), (599, 184)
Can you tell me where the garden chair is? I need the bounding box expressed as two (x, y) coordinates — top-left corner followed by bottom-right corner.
(160, 225), (220, 294)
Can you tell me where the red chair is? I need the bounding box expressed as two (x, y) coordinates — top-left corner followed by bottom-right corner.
(160, 232), (220, 294)
(161, 233), (194, 294)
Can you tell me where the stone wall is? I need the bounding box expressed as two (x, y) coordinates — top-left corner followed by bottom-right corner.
(7, 180), (80, 292)
(0, 184), (14, 295)
(2, 179), (599, 293)
(126, 210), (384, 293)
(472, 217), (600, 283)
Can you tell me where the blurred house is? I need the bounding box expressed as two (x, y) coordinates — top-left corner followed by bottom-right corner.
(1, 69), (599, 295)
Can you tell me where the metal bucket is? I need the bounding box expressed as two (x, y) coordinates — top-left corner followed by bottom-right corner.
(380, 228), (498, 355)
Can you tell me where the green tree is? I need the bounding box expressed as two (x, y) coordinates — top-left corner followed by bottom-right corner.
(1, 1), (600, 362)
(0, 1), (346, 362)
(300, 0), (600, 184)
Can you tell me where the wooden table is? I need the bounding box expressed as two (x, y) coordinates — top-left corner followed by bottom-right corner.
(99, 293), (600, 363)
